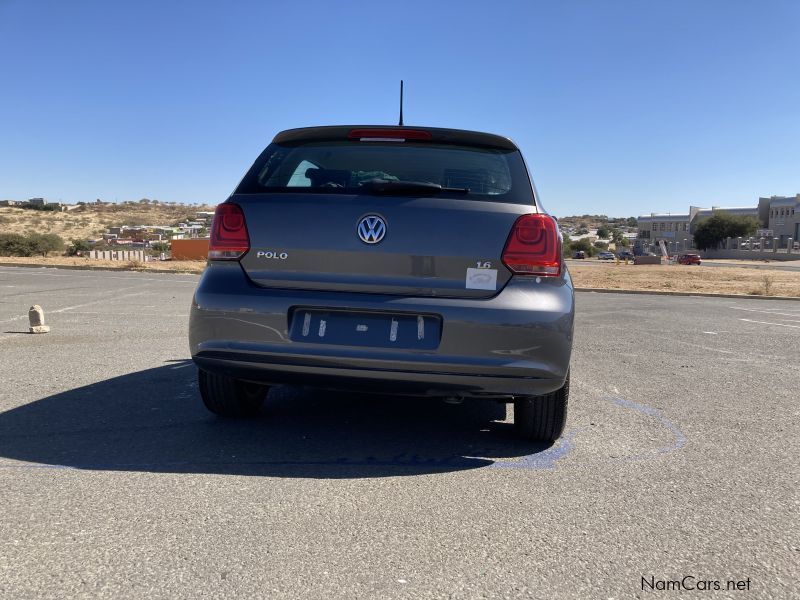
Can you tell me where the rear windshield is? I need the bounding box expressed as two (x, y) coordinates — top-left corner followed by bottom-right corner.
(235, 141), (534, 204)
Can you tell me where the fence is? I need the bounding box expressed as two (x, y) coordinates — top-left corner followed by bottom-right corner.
(88, 250), (145, 261)
(700, 236), (798, 261)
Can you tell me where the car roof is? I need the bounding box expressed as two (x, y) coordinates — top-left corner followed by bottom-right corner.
(272, 125), (519, 150)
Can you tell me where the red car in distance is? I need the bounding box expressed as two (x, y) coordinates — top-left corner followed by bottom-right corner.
(678, 253), (701, 265)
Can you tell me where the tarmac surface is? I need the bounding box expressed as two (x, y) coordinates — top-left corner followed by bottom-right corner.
(0, 265), (797, 599)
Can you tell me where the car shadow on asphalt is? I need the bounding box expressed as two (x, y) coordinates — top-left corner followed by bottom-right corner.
(0, 361), (555, 478)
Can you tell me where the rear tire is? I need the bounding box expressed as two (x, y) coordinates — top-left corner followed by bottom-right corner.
(198, 369), (269, 417)
(514, 371), (569, 442)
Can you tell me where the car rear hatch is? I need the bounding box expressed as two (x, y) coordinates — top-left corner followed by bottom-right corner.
(227, 126), (545, 299)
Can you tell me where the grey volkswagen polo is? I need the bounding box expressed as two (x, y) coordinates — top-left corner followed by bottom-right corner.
(189, 125), (574, 442)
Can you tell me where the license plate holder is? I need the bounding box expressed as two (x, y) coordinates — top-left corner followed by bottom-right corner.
(290, 309), (441, 350)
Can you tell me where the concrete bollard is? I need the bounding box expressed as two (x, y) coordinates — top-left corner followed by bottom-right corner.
(28, 305), (50, 334)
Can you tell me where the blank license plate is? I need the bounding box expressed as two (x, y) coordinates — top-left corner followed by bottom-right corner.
(290, 310), (441, 350)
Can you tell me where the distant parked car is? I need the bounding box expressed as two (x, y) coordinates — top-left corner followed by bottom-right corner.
(572, 250), (587, 259)
(678, 253), (701, 265)
(597, 251), (615, 260)
(617, 250), (634, 261)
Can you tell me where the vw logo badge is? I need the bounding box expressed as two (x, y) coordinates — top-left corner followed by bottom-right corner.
(357, 215), (386, 244)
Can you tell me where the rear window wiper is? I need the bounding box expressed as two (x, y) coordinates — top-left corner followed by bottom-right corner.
(359, 179), (470, 195)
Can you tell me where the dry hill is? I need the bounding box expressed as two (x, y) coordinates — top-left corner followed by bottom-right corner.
(0, 201), (216, 241)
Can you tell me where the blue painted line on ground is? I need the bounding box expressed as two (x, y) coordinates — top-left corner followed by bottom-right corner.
(607, 396), (687, 460)
(488, 428), (584, 470)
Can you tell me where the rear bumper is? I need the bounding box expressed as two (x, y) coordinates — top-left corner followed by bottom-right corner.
(193, 351), (565, 397)
(189, 262), (574, 398)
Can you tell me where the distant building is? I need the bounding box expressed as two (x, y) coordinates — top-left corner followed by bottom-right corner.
(761, 194), (800, 247)
(636, 213), (693, 251)
(692, 205), (759, 223)
(636, 196), (799, 252)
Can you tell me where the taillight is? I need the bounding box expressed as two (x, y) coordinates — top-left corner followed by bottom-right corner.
(208, 203), (249, 260)
(501, 214), (562, 276)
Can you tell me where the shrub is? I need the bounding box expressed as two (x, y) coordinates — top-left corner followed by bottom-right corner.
(762, 275), (774, 296)
(0, 233), (35, 256)
(22, 203), (58, 211)
(27, 233), (65, 256)
(67, 239), (92, 256)
(566, 238), (596, 257)
(0, 233), (65, 257)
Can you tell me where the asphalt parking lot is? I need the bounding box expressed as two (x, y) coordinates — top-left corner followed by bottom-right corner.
(0, 266), (797, 599)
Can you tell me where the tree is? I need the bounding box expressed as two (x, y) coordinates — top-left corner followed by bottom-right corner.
(571, 238), (596, 256)
(67, 239), (92, 256)
(626, 217), (638, 227)
(596, 226), (610, 239)
(594, 241), (608, 250)
(0, 233), (34, 256)
(693, 213), (759, 250)
(27, 233), (65, 256)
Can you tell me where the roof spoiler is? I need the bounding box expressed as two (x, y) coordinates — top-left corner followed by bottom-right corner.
(272, 125), (519, 151)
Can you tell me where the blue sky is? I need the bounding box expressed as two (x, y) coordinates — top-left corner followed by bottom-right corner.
(1, 0), (798, 217)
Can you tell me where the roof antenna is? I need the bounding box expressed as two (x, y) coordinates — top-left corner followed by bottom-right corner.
(398, 80), (404, 126)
